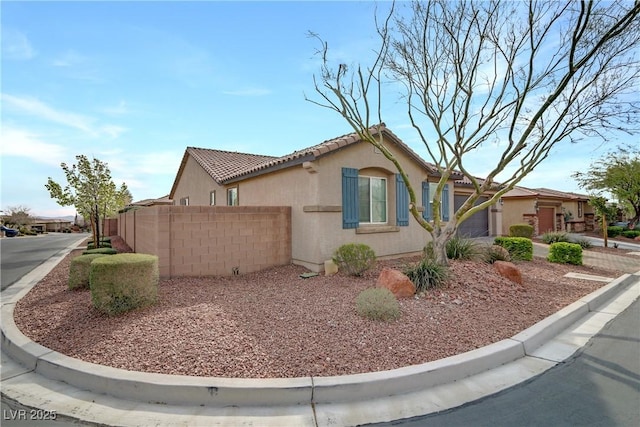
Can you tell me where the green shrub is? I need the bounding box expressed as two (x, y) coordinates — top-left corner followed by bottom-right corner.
(87, 241), (113, 250)
(572, 237), (593, 249)
(68, 254), (110, 290)
(606, 226), (624, 237)
(509, 224), (534, 239)
(548, 242), (583, 265)
(622, 230), (640, 238)
(446, 236), (480, 260)
(541, 231), (569, 244)
(332, 243), (376, 276)
(484, 244), (511, 264)
(403, 257), (449, 292)
(494, 237), (533, 261)
(90, 253), (159, 315)
(83, 248), (118, 255)
(355, 288), (401, 321)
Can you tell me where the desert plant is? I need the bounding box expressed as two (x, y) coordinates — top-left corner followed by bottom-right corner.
(572, 237), (593, 249)
(355, 288), (401, 321)
(540, 231), (570, 244)
(494, 237), (533, 261)
(403, 257), (449, 292)
(484, 244), (511, 264)
(509, 224), (534, 239)
(68, 254), (110, 290)
(548, 242), (583, 265)
(332, 243), (376, 276)
(90, 253), (159, 315)
(446, 236), (479, 260)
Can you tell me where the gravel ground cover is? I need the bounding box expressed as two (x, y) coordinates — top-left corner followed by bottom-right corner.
(13, 236), (624, 379)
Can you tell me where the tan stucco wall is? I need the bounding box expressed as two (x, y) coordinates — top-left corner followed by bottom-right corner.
(502, 198), (535, 235)
(172, 156), (225, 206)
(234, 140), (448, 271)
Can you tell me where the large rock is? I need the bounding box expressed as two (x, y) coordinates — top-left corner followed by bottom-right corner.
(493, 261), (523, 285)
(376, 267), (416, 298)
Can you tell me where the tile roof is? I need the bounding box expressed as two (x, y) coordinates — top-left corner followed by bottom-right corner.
(502, 186), (590, 200)
(222, 124), (440, 182)
(187, 148), (276, 183)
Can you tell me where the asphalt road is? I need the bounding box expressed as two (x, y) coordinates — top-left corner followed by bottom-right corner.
(0, 233), (87, 290)
(373, 298), (640, 427)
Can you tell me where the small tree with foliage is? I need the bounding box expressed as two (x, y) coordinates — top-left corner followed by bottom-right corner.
(573, 145), (640, 228)
(45, 155), (131, 247)
(3, 205), (33, 228)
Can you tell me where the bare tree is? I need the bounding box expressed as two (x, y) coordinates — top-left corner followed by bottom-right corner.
(308, 0), (640, 264)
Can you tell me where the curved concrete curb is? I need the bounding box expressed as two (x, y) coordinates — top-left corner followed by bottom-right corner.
(2, 243), (639, 426)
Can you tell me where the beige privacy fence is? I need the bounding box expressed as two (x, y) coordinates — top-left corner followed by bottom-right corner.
(118, 206), (291, 277)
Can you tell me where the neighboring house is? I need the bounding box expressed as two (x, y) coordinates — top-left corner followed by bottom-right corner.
(169, 125), (502, 272)
(127, 195), (174, 208)
(501, 186), (594, 235)
(31, 218), (74, 233)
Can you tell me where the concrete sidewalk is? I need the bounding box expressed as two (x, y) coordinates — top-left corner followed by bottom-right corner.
(1, 242), (639, 426)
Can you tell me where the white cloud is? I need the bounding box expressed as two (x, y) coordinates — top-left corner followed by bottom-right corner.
(1, 29), (36, 60)
(0, 127), (67, 166)
(1, 93), (125, 139)
(2, 93), (95, 133)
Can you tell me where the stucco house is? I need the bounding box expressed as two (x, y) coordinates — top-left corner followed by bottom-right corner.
(501, 186), (594, 235)
(169, 125), (502, 272)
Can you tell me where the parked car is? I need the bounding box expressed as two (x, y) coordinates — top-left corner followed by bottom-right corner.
(1, 225), (19, 237)
(610, 221), (629, 229)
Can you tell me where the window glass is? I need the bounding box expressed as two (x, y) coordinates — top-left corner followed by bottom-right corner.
(227, 188), (238, 206)
(359, 176), (387, 223)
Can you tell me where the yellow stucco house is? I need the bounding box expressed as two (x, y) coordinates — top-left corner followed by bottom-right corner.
(169, 125), (502, 272)
(501, 186), (594, 235)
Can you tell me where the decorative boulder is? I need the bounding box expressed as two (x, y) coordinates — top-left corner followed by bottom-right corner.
(493, 261), (523, 285)
(377, 267), (416, 298)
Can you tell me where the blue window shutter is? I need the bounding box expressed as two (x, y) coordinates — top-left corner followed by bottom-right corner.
(442, 183), (450, 221)
(422, 181), (430, 220)
(342, 168), (359, 229)
(396, 174), (409, 226)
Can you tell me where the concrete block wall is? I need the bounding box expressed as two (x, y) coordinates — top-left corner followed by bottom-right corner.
(119, 206), (291, 278)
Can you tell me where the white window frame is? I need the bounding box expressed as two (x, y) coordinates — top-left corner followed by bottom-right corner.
(179, 197), (189, 206)
(210, 190), (216, 206)
(358, 175), (387, 224)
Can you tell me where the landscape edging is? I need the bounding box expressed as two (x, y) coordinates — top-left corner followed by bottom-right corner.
(1, 258), (637, 407)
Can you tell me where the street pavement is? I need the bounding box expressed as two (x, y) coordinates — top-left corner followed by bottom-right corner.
(371, 298), (640, 427)
(0, 233), (88, 290)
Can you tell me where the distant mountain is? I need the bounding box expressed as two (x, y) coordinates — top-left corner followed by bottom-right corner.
(35, 215), (79, 222)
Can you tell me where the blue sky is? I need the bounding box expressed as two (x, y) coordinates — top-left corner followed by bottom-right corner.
(1, 1), (626, 218)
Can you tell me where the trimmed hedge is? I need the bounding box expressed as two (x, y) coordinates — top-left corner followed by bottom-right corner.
(90, 253), (159, 315)
(548, 242), (583, 265)
(83, 248), (118, 255)
(622, 230), (640, 238)
(606, 226), (624, 238)
(68, 254), (110, 290)
(87, 241), (113, 250)
(509, 224), (534, 239)
(494, 237), (533, 261)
